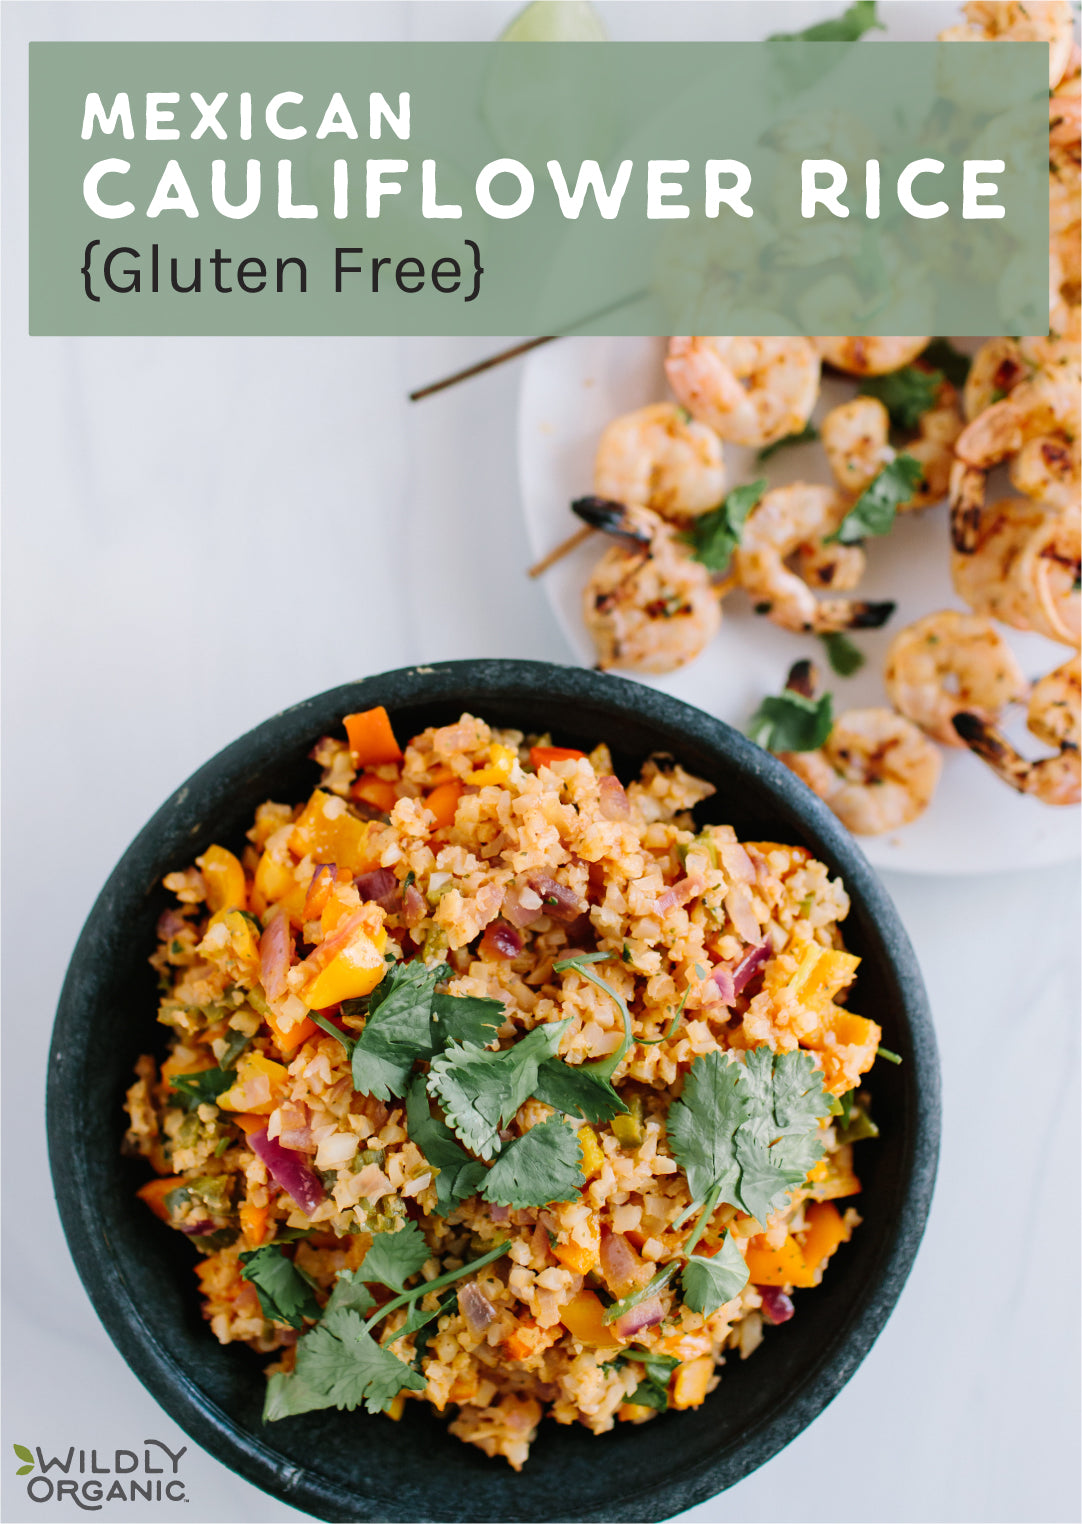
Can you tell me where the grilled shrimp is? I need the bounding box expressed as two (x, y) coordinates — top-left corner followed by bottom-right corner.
(884, 610), (1028, 746)
(782, 707), (942, 834)
(665, 336), (821, 449)
(952, 500), (1081, 647)
(593, 403), (725, 522)
(1050, 50), (1082, 235)
(733, 482), (894, 634)
(813, 337), (930, 377)
(576, 498), (722, 673)
(954, 655), (1080, 806)
(940, 2), (1075, 88)
(821, 397), (893, 496)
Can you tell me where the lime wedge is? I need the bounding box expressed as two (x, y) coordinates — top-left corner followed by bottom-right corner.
(499, 0), (606, 42)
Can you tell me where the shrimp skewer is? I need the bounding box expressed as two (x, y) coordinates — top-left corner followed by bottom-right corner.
(665, 336), (820, 449)
(884, 610), (1028, 747)
(593, 403), (725, 522)
(733, 482), (895, 634)
(575, 498), (723, 674)
(953, 656), (1081, 806)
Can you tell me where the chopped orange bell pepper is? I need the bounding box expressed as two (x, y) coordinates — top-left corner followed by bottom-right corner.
(253, 849), (307, 924)
(289, 790), (377, 874)
(344, 706), (403, 766)
(800, 1201), (851, 1273)
(503, 1318), (539, 1361)
(137, 1176), (187, 1222)
(830, 1012), (879, 1049)
(216, 1052), (289, 1115)
(670, 1356), (713, 1410)
(744, 1233), (816, 1289)
(385, 1394), (406, 1421)
(231, 1111), (272, 1134)
(425, 780), (462, 830)
(239, 1200), (271, 1247)
(553, 1214), (601, 1275)
(351, 775), (398, 813)
(263, 1007), (318, 1057)
(530, 746), (586, 771)
(197, 845), (248, 914)
(559, 1289), (622, 1349)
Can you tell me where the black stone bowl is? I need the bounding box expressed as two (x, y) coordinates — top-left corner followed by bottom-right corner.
(48, 659), (939, 1524)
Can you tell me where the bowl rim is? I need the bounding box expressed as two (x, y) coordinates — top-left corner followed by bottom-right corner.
(47, 658), (940, 1523)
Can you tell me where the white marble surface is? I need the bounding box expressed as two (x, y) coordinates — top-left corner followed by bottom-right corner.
(3, 5), (1080, 1523)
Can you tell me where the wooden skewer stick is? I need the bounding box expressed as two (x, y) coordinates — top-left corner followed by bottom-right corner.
(409, 337), (557, 401)
(527, 524), (595, 579)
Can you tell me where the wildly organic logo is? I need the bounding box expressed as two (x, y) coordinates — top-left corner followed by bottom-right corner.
(13, 1440), (188, 1510)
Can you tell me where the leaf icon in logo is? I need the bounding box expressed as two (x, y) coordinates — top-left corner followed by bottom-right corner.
(13, 1444), (34, 1475)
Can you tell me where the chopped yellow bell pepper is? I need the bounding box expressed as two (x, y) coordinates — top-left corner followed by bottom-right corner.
(252, 849), (307, 924)
(559, 1289), (622, 1349)
(577, 1126), (605, 1178)
(467, 743), (516, 786)
(202, 907), (260, 970)
(788, 945), (860, 1004)
(289, 789), (376, 873)
(743, 1233), (815, 1289)
(197, 845), (247, 914)
(670, 1356), (713, 1410)
(216, 1052), (290, 1115)
(799, 1201), (851, 1274)
(300, 916), (388, 1009)
(553, 1215), (601, 1275)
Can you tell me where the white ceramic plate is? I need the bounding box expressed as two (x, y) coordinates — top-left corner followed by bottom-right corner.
(518, 335), (1079, 874)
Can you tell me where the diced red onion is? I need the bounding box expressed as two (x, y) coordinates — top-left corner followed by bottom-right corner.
(488, 1203), (511, 1223)
(711, 966), (736, 1004)
(402, 883), (427, 927)
(503, 881), (544, 929)
(259, 906), (294, 1002)
(725, 884), (761, 944)
(178, 1219), (220, 1236)
(599, 1231), (645, 1298)
(613, 1295), (664, 1339)
(719, 842), (755, 883)
(598, 774), (631, 821)
(732, 942), (771, 996)
(757, 1285), (795, 1325)
(458, 1280), (497, 1334)
(654, 875), (703, 916)
(480, 921), (523, 960)
(157, 908), (189, 940)
(353, 867), (400, 912)
(249, 1127), (326, 1216)
(526, 873), (583, 924)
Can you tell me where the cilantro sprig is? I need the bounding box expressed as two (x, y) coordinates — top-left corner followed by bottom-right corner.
(748, 688), (834, 753)
(825, 455), (924, 545)
(756, 423), (819, 462)
(860, 367), (942, 431)
(768, 0), (883, 42)
(922, 338), (971, 389)
(682, 480), (765, 574)
(238, 1245), (321, 1329)
(818, 631), (865, 677)
(262, 1226), (511, 1421)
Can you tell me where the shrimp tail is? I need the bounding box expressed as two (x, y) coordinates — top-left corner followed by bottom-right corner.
(571, 496), (650, 544)
(951, 712), (1031, 793)
(847, 601), (897, 630)
(948, 460), (985, 553)
(785, 659), (819, 699)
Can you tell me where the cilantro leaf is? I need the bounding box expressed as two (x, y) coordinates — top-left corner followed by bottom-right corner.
(427, 1020), (569, 1159)
(624, 1347), (680, 1410)
(348, 961), (447, 1099)
(819, 631), (865, 677)
(293, 1307), (426, 1415)
(730, 1048), (832, 1225)
(860, 366), (942, 431)
(170, 1068), (233, 1111)
(480, 1117), (585, 1209)
(323, 1268), (376, 1318)
(238, 1245), (321, 1329)
(263, 1369), (332, 1421)
(748, 689), (834, 753)
(922, 338), (971, 389)
(667, 1047), (831, 1232)
(769, 0), (884, 41)
(360, 1221), (431, 1293)
(405, 1075), (488, 1214)
(681, 1235), (750, 1317)
(388, 1289), (458, 1345)
(666, 1052), (748, 1205)
(533, 1057), (629, 1123)
(825, 455), (924, 545)
(219, 1027), (251, 1068)
(603, 1262), (679, 1325)
(683, 479), (765, 573)
(756, 423), (819, 462)
(431, 991), (506, 1048)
